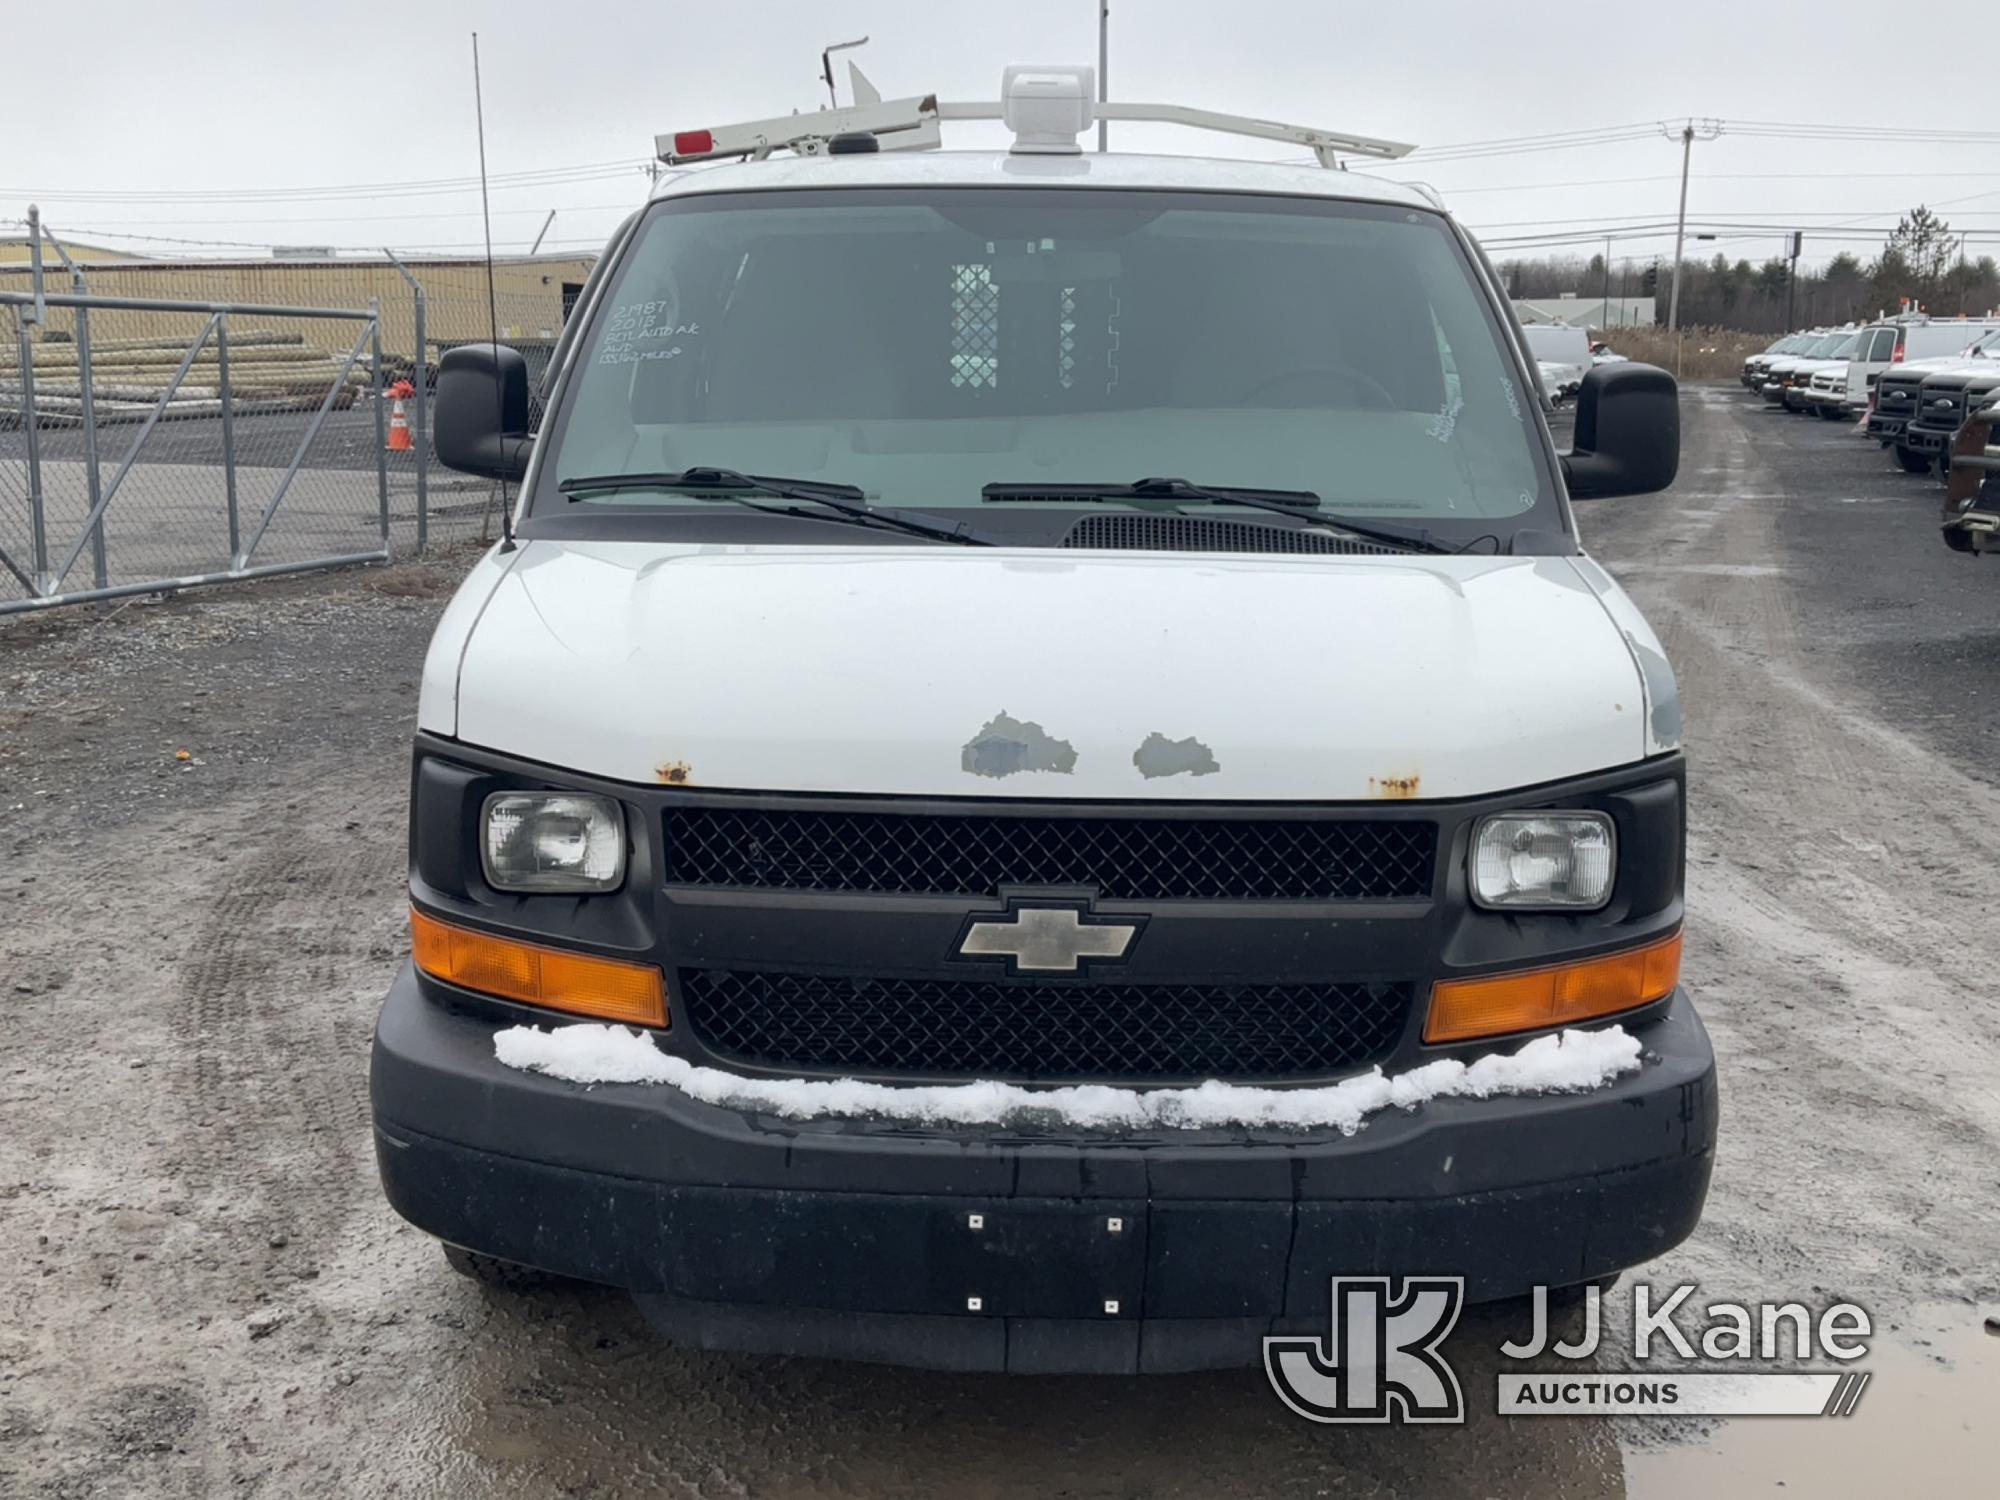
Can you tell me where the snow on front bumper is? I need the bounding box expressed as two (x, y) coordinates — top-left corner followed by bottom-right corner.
(492, 1018), (1645, 1133)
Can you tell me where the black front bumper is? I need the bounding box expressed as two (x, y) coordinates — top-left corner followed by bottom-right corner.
(1866, 412), (1909, 441)
(371, 965), (1717, 1373)
(1906, 424), (1953, 457)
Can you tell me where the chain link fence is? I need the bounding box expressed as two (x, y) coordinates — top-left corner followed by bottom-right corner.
(1, 224), (597, 609)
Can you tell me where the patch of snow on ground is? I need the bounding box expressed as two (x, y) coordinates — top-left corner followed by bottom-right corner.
(492, 1023), (1644, 1133)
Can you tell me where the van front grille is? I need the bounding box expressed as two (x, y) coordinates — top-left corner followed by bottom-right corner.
(662, 806), (1437, 902)
(678, 969), (1415, 1081)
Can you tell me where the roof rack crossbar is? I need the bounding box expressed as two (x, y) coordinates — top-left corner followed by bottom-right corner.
(937, 99), (1414, 164)
(659, 94), (1414, 168)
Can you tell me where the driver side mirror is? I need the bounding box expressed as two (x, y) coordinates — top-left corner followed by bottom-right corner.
(1563, 363), (1679, 499)
(434, 343), (532, 481)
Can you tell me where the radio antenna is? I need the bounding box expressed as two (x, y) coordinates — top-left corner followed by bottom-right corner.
(820, 36), (868, 107)
(472, 31), (516, 551)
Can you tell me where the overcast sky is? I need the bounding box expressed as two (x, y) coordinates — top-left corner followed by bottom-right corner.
(10, 0), (1995, 272)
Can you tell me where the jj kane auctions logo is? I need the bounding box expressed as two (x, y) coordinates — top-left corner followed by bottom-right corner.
(1266, 1278), (1875, 1423)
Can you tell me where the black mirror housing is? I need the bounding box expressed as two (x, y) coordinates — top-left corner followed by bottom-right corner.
(1564, 362), (1679, 499)
(434, 343), (532, 481)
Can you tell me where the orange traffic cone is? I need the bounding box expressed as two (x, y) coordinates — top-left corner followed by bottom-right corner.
(386, 396), (413, 452)
(386, 379), (415, 452)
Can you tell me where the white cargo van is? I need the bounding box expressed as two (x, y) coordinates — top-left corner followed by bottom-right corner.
(1831, 317), (2000, 413)
(370, 65), (1713, 1374)
(1764, 329), (1859, 408)
(1519, 322), (1591, 401)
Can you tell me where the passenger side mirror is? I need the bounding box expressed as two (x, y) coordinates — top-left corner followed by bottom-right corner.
(434, 343), (532, 481)
(1563, 363), (1679, 499)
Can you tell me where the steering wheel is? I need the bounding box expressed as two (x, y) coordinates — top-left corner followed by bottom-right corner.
(1239, 367), (1400, 410)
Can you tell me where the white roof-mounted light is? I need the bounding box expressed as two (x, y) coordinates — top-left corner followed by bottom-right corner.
(941, 69), (1414, 166)
(1001, 64), (1094, 155)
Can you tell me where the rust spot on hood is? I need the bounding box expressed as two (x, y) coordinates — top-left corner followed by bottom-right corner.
(656, 760), (693, 785)
(1369, 774), (1421, 799)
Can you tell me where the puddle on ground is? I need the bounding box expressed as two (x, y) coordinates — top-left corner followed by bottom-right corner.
(394, 1291), (1991, 1497)
(1622, 1303), (1995, 1496)
(1614, 562), (1787, 578)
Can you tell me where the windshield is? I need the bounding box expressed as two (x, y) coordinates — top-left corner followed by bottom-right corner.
(1821, 334), (1860, 359)
(532, 188), (1560, 546)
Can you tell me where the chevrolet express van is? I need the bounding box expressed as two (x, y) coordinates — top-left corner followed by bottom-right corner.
(370, 67), (1715, 1374)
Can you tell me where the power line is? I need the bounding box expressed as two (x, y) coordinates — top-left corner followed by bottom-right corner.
(0, 159), (649, 205)
(41, 225), (612, 254)
(44, 202), (640, 229)
(1724, 119), (2000, 143)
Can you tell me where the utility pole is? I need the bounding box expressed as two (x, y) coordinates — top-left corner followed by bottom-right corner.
(1664, 118), (1723, 339)
(1603, 232), (1613, 328)
(1097, 2), (1109, 152)
(1784, 230), (1802, 332)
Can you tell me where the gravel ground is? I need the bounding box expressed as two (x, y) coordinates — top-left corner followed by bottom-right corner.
(2, 390), (1996, 1497)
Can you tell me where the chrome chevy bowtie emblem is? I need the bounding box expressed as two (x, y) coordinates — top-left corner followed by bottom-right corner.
(958, 907), (1137, 972)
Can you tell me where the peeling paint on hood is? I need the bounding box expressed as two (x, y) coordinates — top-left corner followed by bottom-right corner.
(1132, 732), (1220, 779)
(962, 713), (1078, 778)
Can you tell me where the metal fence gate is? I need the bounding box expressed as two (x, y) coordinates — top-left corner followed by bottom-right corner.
(1, 277), (392, 614)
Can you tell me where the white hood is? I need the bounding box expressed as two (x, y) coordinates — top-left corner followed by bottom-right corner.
(428, 541), (1657, 801)
(1903, 356), (1999, 380)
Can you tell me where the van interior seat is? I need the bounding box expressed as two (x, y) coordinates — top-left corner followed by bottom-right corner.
(700, 243), (907, 422)
(1164, 246), (1441, 413)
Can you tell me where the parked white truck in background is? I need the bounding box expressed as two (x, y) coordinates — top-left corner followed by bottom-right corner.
(1520, 322), (1591, 401)
(1807, 317), (2000, 421)
(1766, 328), (1859, 410)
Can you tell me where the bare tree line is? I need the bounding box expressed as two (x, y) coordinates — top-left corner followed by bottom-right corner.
(1497, 208), (1997, 332)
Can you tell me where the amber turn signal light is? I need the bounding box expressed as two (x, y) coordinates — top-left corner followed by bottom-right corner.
(410, 907), (667, 1028)
(1424, 931), (1681, 1044)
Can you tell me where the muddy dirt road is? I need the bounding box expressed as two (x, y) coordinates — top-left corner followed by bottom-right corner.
(2, 388), (1996, 1497)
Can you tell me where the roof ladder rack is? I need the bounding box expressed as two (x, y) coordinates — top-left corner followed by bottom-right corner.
(659, 64), (1414, 167)
(937, 98), (1414, 166)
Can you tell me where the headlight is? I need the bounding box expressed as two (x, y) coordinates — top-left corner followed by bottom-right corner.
(1470, 812), (1614, 910)
(481, 792), (626, 892)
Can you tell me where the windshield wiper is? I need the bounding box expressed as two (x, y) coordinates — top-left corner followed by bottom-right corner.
(980, 476), (1452, 553)
(557, 467), (996, 546)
